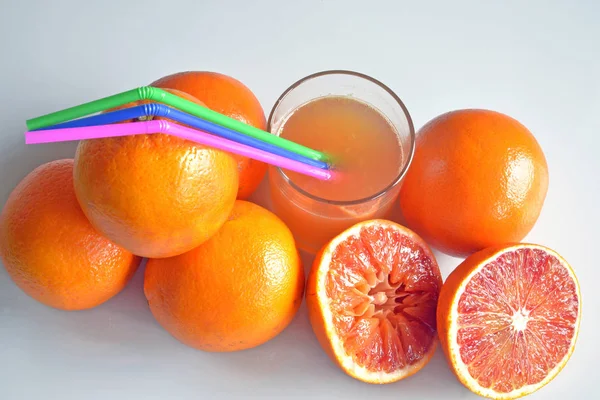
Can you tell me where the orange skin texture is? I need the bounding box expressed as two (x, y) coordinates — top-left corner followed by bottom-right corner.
(144, 200), (304, 352)
(0, 160), (141, 310)
(151, 71), (268, 199)
(73, 89), (239, 258)
(399, 109), (549, 257)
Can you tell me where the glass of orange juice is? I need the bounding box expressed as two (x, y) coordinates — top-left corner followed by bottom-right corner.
(268, 70), (415, 254)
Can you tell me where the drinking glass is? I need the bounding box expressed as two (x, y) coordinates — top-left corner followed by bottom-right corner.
(268, 70), (415, 254)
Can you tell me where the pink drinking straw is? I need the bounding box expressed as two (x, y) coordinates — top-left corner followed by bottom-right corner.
(25, 120), (334, 181)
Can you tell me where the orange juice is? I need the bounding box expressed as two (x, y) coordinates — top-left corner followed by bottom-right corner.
(268, 71), (414, 254)
(278, 96), (402, 202)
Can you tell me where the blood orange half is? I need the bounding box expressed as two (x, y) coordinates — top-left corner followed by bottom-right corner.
(306, 220), (442, 383)
(437, 243), (581, 399)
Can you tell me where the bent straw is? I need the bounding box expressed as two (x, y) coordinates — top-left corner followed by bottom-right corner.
(26, 86), (329, 163)
(25, 120), (334, 181)
(37, 103), (328, 170)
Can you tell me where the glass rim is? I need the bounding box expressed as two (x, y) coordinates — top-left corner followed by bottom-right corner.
(267, 69), (416, 206)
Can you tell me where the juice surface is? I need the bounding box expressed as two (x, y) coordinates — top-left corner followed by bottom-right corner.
(278, 96), (403, 202)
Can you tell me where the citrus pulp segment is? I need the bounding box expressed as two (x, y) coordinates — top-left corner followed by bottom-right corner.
(437, 244), (581, 399)
(307, 220), (442, 383)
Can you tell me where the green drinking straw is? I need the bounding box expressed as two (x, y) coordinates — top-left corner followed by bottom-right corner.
(26, 86), (329, 163)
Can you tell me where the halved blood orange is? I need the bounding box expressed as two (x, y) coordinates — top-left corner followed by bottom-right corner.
(306, 220), (443, 383)
(437, 243), (581, 399)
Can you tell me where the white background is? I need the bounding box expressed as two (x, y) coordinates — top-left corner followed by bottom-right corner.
(1, 0), (598, 399)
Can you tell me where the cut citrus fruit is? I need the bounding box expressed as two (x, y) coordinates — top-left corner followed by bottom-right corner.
(306, 220), (442, 383)
(437, 243), (581, 399)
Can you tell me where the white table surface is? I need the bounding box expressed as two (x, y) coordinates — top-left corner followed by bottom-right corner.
(1, 1), (598, 399)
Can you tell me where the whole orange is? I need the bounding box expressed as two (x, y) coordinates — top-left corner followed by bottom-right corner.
(73, 89), (239, 259)
(399, 109), (549, 257)
(0, 160), (141, 310)
(151, 71), (268, 199)
(144, 200), (304, 352)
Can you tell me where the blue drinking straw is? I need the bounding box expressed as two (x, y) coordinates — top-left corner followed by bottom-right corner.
(37, 103), (329, 170)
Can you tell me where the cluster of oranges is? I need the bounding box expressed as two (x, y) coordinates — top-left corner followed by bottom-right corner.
(304, 109), (579, 399)
(0, 71), (580, 400)
(1, 71), (303, 353)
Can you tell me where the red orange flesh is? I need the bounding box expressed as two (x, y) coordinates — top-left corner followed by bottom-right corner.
(437, 244), (581, 399)
(307, 220), (442, 383)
